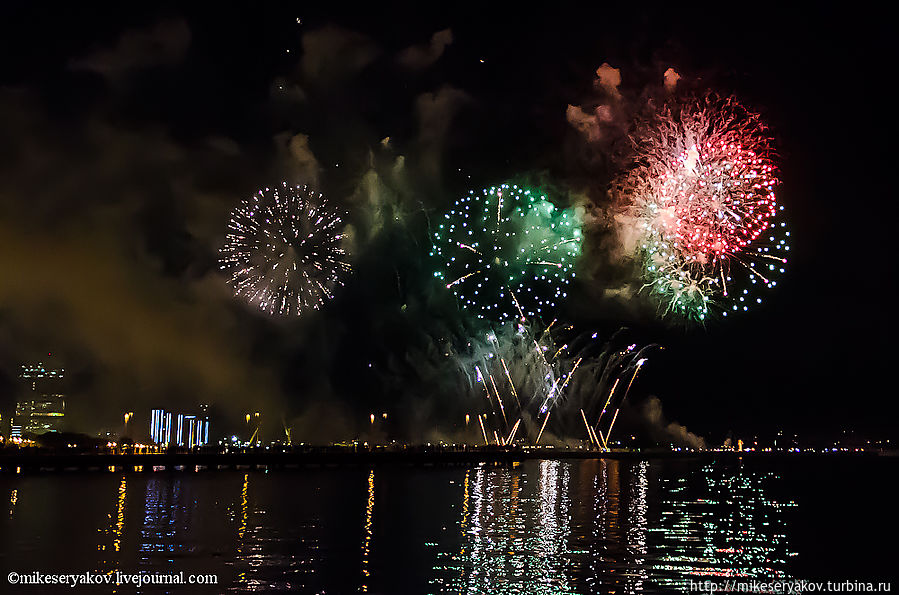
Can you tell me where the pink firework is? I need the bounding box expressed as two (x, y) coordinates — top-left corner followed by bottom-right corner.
(655, 140), (776, 257)
(615, 96), (786, 321)
(622, 96), (778, 263)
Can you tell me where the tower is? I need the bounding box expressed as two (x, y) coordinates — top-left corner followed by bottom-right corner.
(15, 358), (66, 435)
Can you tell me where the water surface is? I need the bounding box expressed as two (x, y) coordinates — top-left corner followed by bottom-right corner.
(1, 456), (895, 593)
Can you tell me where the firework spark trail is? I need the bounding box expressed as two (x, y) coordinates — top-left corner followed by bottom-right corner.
(625, 359), (647, 396)
(505, 419), (521, 445)
(540, 377), (561, 414)
(476, 364), (508, 431)
(581, 409), (596, 447)
(509, 291), (526, 322)
(592, 425), (604, 450)
(459, 322), (565, 445)
(446, 271), (480, 289)
(593, 358), (647, 449)
(564, 339), (658, 449)
(602, 409), (621, 448)
(220, 182), (350, 316)
(500, 357), (522, 410)
(595, 378), (620, 430)
(478, 414), (489, 446)
(457, 321), (657, 448)
(431, 182), (582, 321)
(486, 370), (508, 429)
(535, 410), (551, 445)
(616, 96), (790, 321)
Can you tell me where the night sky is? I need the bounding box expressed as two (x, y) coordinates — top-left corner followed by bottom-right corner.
(0, 3), (894, 444)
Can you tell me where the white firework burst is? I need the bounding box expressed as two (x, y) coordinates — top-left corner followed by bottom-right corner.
(220, 182), (351, 316)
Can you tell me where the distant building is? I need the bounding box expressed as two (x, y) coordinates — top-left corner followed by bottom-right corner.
(15, 360), (66, 435)
(150, 409), (174, 445)
(150, 408), (209, 448)
(177, 414), (209, 448)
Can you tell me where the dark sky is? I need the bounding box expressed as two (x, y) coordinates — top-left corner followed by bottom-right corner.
(0, 2), (894, 443)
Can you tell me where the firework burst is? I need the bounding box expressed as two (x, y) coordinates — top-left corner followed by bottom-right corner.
(431, 183), (582, 321)
(219, 182), (351, 316)
(617, 96), (789, 320)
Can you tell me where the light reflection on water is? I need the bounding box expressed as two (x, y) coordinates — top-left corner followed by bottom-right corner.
(0, 459), (800, 593)
(431, 459), (796, 594)
(221, 473), (326, 593)
(650, 464), (797, 589)
(432, 460), (576, 594)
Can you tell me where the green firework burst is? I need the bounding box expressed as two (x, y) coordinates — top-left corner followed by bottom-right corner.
(431, 182), (582, 321)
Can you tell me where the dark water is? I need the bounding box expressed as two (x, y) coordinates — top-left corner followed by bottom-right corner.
(1, 457), (895, 593)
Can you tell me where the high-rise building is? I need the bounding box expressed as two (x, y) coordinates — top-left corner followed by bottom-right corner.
(15, 360), (65, 435)
(177, 414), (209, 448)
(150, 409), (173, 445)
(150, 408), (209, 448)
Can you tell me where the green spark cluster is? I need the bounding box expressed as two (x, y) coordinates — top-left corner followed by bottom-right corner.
(431, 183), (582, 321)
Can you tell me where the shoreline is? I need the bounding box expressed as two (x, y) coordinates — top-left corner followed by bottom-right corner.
(0, 447), (890, 474)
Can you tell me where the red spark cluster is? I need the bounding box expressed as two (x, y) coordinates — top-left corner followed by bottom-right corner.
(655, 138), (777, 261)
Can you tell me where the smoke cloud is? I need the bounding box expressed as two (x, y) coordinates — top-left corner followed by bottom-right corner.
(414, 85), (471, 182)
(664, 67), (681, 92)
(642, 396), (705, 449)
(280, 132), (321, 186)
(69, 18), (191, 79)
(301, 26), (380, 87)
(398, 29), (453, 70)
(594, 63), (622, 99)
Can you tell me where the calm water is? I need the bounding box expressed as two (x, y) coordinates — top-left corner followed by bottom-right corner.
(1, 457), (895, 593)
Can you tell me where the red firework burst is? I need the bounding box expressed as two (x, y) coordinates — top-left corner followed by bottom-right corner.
(622, 96), (778, 263)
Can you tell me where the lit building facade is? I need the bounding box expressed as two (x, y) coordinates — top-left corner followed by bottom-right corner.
(150, 408), (209, 448)
(15, 361), (66, 435)
(150, 409), (173, 445)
